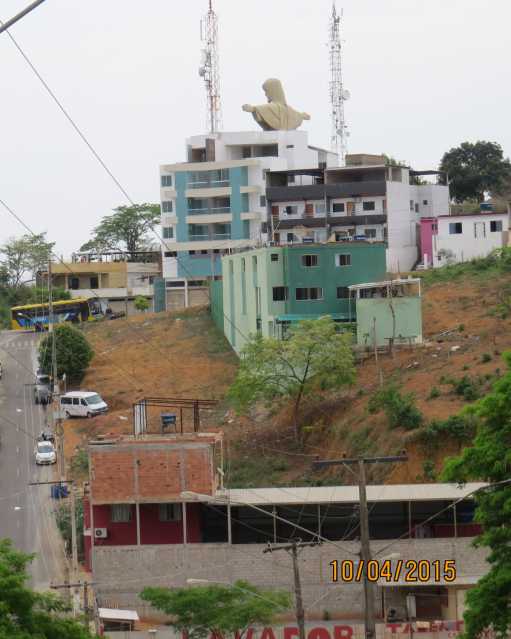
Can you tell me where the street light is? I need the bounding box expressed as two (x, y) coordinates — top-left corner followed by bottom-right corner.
(185, 578), (288, 611)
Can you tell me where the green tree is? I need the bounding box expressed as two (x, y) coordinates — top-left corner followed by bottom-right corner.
(80, 204), (160, 255)
(440, 141), (511, 203)
(442, 352), (511, 639)
(0, 233), (54, 288)
(0, 538), (98, 638)
(38, 324), (93, 383)
(229, 317), (355, 441)
(134, 295), (150, 312)
(141, 580), (290, 639)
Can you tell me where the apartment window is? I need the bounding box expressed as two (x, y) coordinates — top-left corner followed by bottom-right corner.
(159, 503), (181, 522)
(432, 224), (438, 232)
(272, 286), (288, 301)
(449, 222), (463, 235)
(287, 233), (294, 242)
(415, 203), (419, 213)
(70, 277), (79, 290)
(295, 287), (324, 301)
(490, 220), (503, 232)
(260, 196), (267, 208)
(270, 253), (279, 262)
(189, 250), (196, 255)
(315, 203), (326, 215)
(302, 254), (318, 267)
(162, 227), (174, 239)
(363, 201), (375, 211)
(213, 249), (220, 254)
(161, 175), (173, 187)
(332, 202), (345, 213)
(364, 229), (377, 239)
(336, 286), (350, 299)
(90, 276), (99, 289)
(111, 504), (132, 522)
(423, 200), (428, 206)
(410, 200), (414, 211)
(335, 254), (351, 267)
(200, 250), (208, 255)
(164, 251), (177, 258)
(162, 200), (173, 213)
(284, 205), (298, 216)
(288, 174), (295, 184)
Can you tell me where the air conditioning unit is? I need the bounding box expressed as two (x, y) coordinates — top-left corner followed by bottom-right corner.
(94, 528), (108, 539)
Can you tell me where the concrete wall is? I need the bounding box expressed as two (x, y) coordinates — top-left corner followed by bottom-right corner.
(386, 180), (418, 273)
(165, 287), (209, 311)
(355, 297), (422, 346)
(92, 537), (488, 618)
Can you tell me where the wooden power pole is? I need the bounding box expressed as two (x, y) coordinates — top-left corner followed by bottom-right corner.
(263, 540), (320, 639)
(312, 454), (407, 639)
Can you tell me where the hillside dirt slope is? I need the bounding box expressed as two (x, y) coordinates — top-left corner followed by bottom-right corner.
(64, 270), (511, 488)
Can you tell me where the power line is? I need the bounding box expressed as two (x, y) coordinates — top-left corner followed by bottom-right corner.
(0, 0), (47, 35)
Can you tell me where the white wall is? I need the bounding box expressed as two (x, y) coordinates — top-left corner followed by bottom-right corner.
(386, 180), (418, 272)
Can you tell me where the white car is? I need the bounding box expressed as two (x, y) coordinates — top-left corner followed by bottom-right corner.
(60, 391), (108, 418)
(35, 441), (57, 465)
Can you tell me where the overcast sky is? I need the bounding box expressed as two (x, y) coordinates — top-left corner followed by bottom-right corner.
(1, 0), (510, 256)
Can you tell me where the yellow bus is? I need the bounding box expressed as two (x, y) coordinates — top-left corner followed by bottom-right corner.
(10, 298), (105, 331)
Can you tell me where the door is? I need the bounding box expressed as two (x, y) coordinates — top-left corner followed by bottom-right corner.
(347, 202), (354, 217)
(304, 203), (314, 218)
(72, 397), (81, 416)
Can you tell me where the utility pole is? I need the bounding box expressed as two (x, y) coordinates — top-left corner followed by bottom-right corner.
(312, 454), (407, 639)
(263, 540), (320, 639)
(51, 581), (95, 630)
(48, 260), (64, 481)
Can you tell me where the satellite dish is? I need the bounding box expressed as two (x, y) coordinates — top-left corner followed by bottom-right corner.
(342, 89), (351, 100)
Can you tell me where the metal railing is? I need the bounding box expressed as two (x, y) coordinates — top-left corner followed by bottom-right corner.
(187, 179), (230, 189)
(187, 206), (231, 215)
(189, 233), (232, 242)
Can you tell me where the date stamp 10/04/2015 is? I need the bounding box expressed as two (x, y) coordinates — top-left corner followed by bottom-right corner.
(330, 559), (457, 583)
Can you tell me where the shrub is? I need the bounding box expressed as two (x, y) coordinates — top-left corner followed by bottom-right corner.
(38, 323), (93, 383)
(417, 414), (477, 450)
(452, 375), (480, 401)
(134, 295), (150, 312)
(422, 460), (437, 481)
(458, 324), (465, 332)
(368, 385), (423, 430)
(428, 386), (441, 400)
(481, 353), (492, 363)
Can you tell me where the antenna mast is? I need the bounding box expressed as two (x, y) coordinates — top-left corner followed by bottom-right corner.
(199, 0), (222, 134)
(329, 3), (349, 165)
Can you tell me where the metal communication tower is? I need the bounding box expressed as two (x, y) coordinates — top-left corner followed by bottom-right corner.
(329, 2), (350, 165)
(199, 0), (222, 134)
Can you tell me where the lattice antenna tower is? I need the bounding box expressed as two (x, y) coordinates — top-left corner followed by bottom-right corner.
(329, 2), (350, 165)
(199, 0), (222, 134)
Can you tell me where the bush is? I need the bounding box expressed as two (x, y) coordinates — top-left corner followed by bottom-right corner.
(70, 449), (89, 477)
(368, 385), (423, 430)
(416, 414), (477, 449)
(451, 375), (481, 401)
(38, 323), (93, 383)
(428, 386), (441, 400)
(481, 353), (492, 363)
(134, 295), (150, 312)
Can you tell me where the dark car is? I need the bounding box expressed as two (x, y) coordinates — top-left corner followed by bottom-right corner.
(34, 373), (52, 405)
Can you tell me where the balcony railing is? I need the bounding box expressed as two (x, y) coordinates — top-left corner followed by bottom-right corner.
(188, 207), (231, 216)
(189, 233), (232, 242)
(187, 179), (230, 189)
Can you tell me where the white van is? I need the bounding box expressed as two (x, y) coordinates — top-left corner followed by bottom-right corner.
(60, 391), (108, 418)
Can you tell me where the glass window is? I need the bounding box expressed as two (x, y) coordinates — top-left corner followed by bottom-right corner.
(284, 205), (298, 216)
(272, 286), (288, 301)
(90, 276), (98, 289)
(337, 286), (350, 299)
(415, 203), (419, 213)
(410, 200), (414, 211)
(72, 398), (80, 405)
(161, 175), (173, 187)
(159, 503), (181, 522)
(162, 227), (174, 239)
(162, 201), (173, 213)
(490, 220), (503, 232)
(449, 222), (463, 235)
(364, 229), (377, 239)
(70, 277), (79, 290)
(363, 201), (375, 211)
(270, 253), (279, 262)
(315, 202), (326, 215)
(288, 174), (295, 184)
(295, 287), (323, 301)
(287, 233), (294, 242)
(302, 254), (318, 267)
(260, 196), (266, 207)
(423, 200), (428, 205)
(164, 251), (177, 258)
(335, 254), (352, 267)
(332, 202), (345, 213)
(111, 504), (132, 523)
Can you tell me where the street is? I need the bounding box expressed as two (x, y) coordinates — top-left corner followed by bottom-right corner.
(0, 330), (66, 590)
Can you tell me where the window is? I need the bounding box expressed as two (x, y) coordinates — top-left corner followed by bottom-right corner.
(490, 220), (503, 232)
(61, 397), (72, 405)
(284, 205), (298, 216)
(335, 254), (351, 267)
(288, 174), (295, 184)
(336, 286), (349, 299)
(111, 504), (132, 523)
(272, 286), (288, 301)
(90, 276), (99, 289)
(315, 203), (326, 215)
(189, 250), (196, 255)
(302, 254), (318, 267)
(332, 202), (345, 213)
(162, 227), (174, 239)
(159, 503), (181, 522)
(410, 200), (414, 211)
(287, 233), (294, 242)
(161, 175), (173, 187)
(363, 201), (375, 211)
(296, 287), (324, 301)
(415, 203), (419, 213)
(70, 277), (79, 290)
(364, 229), (377, 239)
(200, 250), (208, 255)
(270, 253), (279, 262)
(260, 195), (266, 208)
(449, 222), (463, 235)
(423, 200), (428, 206)
(162, 200), (173, 213)
(164, 251), (177, 258)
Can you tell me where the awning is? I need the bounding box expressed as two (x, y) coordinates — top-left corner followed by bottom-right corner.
(98, 608), (140, 622)
(276, 313), (352, 322)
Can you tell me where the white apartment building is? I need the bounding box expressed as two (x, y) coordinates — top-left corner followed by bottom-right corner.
(158, 130), (337, 298)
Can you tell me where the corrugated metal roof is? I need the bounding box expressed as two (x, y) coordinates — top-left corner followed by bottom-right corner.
(98, 608), (139, 622)
(219, 483), (486, 506)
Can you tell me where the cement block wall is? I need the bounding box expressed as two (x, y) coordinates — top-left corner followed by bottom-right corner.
(93, 537), (488, 619)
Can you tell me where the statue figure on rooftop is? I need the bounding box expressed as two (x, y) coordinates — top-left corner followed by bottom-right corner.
(242, 78), (311, 131)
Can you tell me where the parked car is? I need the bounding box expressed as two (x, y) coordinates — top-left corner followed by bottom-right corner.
(60, 391), (108, 418)
(34, 440), (57, 465)
(34, 373), (52, 405)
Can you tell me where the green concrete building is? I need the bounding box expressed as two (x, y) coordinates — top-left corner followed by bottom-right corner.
(220, 242), (387, 353)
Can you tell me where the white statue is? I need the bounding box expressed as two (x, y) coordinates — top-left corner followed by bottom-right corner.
(242, 78), (311, 131)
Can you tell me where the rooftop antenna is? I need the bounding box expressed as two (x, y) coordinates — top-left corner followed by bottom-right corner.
(199, 0), (222, 134)
(329, 2), (350, 165)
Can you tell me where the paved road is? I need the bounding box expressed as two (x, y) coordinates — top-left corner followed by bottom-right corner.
(0, 330), (66, 590)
